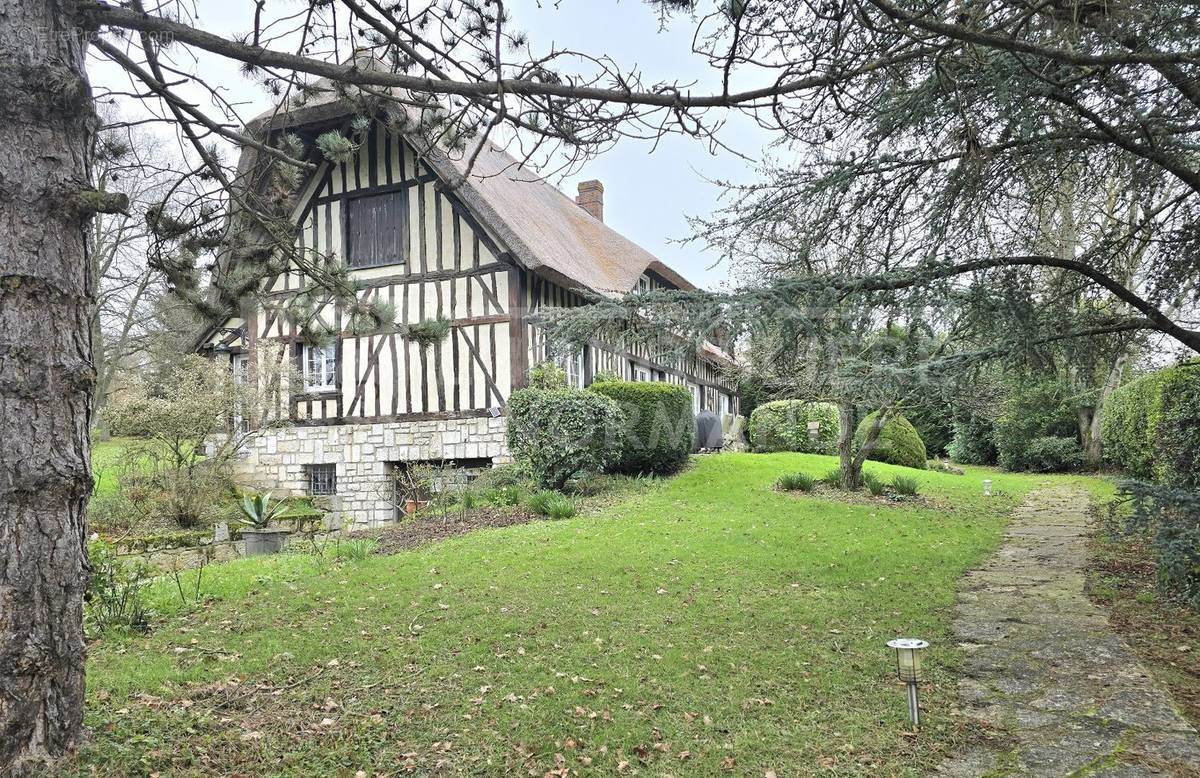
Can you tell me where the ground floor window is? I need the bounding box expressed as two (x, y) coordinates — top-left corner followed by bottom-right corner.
(556, 348), (585, 389)
(303, 343), (338, 392)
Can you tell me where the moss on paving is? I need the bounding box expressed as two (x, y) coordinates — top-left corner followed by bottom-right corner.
(67, 454), (1102, 777)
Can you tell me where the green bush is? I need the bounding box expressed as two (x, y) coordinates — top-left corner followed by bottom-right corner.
(905, 400), (955, 457)
(1121, 482), (1200, 609)
(947, 415), (998, 465)
(854, 413), (927, 470)
(776, 472), (816, 492)
(748, 400), (840, 454)
(1023, 436), (1084, 473)
(891, 475), (920, 496)
(994, 380), (1078, 472)
(507, 388), (624, 490)
(587, 380), (694, 476)
(85, 539), (152, 636)
(526, 490), (577, 519)
(472, 463), (530, 492)
(821, 468), (844, 488)
(862, 471), (886, 496)
(481, 485), (522, 507)
(1102, 362), (1200, 487)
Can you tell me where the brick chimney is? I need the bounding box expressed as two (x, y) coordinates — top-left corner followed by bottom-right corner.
(575, 180), (604, 222)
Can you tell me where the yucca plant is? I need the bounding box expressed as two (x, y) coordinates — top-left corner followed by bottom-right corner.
(236, 492), (293, 529)
(892, 475), (920, 496)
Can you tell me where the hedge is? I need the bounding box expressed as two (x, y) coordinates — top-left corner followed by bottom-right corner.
(1102, 362), (1200, 487)
(947, 415), (998, 465)
(854, 413), (927, 470)
(993, 380), (1080, 472)
(587, 380), (694, 476)
(507, 388), (624, 490)
(748, 400), (840, 454)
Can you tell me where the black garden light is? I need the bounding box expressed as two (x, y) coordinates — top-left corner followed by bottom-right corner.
(887, 638), (929, 728)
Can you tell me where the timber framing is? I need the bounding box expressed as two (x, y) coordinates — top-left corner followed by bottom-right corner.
(200, 118), (739, 431)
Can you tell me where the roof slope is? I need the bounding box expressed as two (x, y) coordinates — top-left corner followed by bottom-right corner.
(248, 77), (695, 297)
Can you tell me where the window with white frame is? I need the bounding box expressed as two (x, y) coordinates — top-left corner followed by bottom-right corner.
(232, 354), (249, 432)
(555, 348), (585, 389)
(303, 343), (338, 392)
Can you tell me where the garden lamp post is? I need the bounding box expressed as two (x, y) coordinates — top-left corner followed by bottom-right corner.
(887, 638), (929, 729)
(983, 479), (993, 496)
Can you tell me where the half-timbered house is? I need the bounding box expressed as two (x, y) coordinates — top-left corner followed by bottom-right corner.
(197, 79), (738, 527)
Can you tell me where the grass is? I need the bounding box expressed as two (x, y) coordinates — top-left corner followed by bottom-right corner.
(91, 437), (137, 497)
(65, 453), (1105, 777)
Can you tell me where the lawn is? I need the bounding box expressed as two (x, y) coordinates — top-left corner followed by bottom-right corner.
(91, 437), (136, 498)
(65, 454), (1106, 777)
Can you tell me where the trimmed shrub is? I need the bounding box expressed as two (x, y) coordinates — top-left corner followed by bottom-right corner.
(993, 380), (1078, 472)
(587, 380), (694, 476)
(507, 388), (624, 490)
(1102, 362), (1200, 487)
(1023, 436), (1084, 473)
(748, 400), (840, 454)
(854, 413), (927, 470)
(777, 472), (816, 492)
(948, 415), (998, 465)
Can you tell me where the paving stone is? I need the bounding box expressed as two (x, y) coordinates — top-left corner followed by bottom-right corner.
(938, 486), (1199, 777)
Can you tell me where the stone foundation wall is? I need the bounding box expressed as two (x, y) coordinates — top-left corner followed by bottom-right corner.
(234, 416), (510, 528)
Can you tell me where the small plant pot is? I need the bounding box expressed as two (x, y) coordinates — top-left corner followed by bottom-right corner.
(403, 499), (430, 515)
(242, 527), (292, 556)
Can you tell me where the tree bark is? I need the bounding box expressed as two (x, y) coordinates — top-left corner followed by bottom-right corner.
(837, 401), (860, 489)
(0, 0), (96, 772)
(1083, 354), (1129, 469)
(837, 402), (889, 490)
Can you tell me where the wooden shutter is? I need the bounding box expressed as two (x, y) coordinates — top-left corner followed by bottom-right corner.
(348, 190), (406, 268)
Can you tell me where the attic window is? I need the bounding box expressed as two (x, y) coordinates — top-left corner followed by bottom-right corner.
(347, 190), (407, 268)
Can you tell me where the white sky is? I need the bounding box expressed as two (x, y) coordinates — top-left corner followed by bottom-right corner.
(87, 0), (777, 290)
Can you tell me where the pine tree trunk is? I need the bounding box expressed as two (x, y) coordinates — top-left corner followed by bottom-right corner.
(837, 401), (861, 489)
(0, 0), (96, 772)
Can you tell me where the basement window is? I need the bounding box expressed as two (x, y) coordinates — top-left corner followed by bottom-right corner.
(305, 463), (337, 496)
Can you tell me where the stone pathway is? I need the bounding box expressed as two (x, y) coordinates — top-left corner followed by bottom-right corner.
(938, 485), (1200, 777)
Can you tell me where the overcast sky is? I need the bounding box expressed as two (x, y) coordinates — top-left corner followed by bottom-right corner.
(88, 0), (776, 290)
